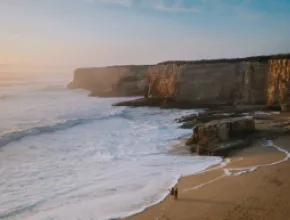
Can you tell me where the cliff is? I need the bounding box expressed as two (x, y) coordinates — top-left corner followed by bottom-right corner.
(145, 54), (290, 108)
(268, 59), (290, 110)
(68, 65), (150, 97)
(69, 54), (290, 109)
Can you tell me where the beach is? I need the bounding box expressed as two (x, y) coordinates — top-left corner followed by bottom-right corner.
(125, 134), (290, 220)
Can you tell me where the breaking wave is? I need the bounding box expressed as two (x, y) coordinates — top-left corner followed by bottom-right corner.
(0, 108), (130, 148)
(1, 76), (214, 220)
(35, 85), (66, 92)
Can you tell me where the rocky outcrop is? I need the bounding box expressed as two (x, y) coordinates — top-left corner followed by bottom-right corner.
(68, 65), (150, 97)
(186, 116), (255, 156)
(177, 105), (280, 125)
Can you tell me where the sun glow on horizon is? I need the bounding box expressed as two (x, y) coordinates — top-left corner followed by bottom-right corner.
(1, 0), (290, 73)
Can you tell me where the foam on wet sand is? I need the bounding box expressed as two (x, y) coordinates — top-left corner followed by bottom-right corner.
(125, 136), (290, 220)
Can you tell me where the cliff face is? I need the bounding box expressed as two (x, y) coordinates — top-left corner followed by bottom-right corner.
(69, 54), (290, 107)
(147, 64), (183, 98)
(147, 55), (290, 106)
(68, 65), (150, 97)
(147, 62), (268, 105)
(267, 59), (290, 105)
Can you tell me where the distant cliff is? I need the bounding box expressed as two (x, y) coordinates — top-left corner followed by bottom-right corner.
(69, 54), (290, 110)
(68, 65), (150, 97)
(145, 54), (290, 108)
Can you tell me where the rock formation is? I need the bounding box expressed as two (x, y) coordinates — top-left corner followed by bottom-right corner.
(68, 65), (150, 97)
(69, 54), (290, 109)
(267, 59), (290, 111)
(147, 56), (290, 107)
(186, 116), (256, 156)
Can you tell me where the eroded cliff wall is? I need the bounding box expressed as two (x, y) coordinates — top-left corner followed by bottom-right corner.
(70, 55), (290, 104)
(147, 64), (183, 98)
(146, 55), (290, 106)
(147, 61), (269, 105)
(68, 65), (150, 97)
(267, 59), (290, 105)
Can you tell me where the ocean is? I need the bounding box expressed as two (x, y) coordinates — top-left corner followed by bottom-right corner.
(0, 73), (222, 220)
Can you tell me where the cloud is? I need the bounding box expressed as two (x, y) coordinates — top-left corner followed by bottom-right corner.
(82, 0), (265, 18)
(83, 0), (200, 12)
(153, 0), (201, 12)
(84, 0), (133, 6)
(102, 0), (133, 6)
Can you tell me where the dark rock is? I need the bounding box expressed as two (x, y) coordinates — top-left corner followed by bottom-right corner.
(212, 139), (252, 157)
(186, 117), (255, 156)
(112, 98), (164, 107)
(113, 98), (228, 109)
(180, 120), (196, 129)
(177, 105), (279, 123)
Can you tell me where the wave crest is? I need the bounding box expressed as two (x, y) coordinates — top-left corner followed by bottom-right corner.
(0, 119), (87, 147)
(36, 85), (66, 92)
(0, 108), (130, 147)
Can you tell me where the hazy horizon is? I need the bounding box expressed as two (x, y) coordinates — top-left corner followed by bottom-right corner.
(1, 0), (290, 74)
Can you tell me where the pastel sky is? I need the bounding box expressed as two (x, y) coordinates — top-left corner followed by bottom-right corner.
(1, 0), (290, 72)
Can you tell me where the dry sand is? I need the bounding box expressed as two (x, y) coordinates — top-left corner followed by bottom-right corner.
(124, 136), (290, 220)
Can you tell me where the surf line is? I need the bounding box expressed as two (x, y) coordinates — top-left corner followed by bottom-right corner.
(182, 140), (290, 193)
(181, 158), (243, 193)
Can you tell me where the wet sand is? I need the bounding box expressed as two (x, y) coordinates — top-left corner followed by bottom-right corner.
(124, 136), (290, 220)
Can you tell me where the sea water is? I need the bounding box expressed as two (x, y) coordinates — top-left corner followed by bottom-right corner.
(0, 73), (222, 220)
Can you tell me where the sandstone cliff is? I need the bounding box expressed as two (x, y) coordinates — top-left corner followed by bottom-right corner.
(146, 54), (290, 107)
(69, 54), (290, 108)
(268, 59), (290, 108)
(68, 65), (150, 97)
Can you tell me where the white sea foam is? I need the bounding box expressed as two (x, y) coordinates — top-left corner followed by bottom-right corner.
(183, 140), (290, 193)
(224, 140), (290, 176)
(254, 111), (280, 116)
(0, 76), (222, 220)
(183, 174), (226, 192)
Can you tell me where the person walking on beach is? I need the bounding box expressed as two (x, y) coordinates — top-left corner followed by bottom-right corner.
(169, 187), (178, 200)
(170, 187), (175, 196)
(174, 188), (178, 200)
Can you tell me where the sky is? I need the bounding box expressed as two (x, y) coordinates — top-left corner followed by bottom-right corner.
(1, 0), (290, 73)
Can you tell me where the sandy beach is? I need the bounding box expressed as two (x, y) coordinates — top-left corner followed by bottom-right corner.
(125, 133), (290, 220)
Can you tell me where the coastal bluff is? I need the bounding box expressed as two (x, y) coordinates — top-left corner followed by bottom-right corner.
(68, 65), (150, 97)
(69, 54), (290, 110)
(115, 54), (290, 110)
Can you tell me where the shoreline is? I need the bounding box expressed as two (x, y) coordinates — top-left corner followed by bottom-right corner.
(123, 135), (290, 220)
(107, 153), (223, 220)
(117, 111), (290, 220)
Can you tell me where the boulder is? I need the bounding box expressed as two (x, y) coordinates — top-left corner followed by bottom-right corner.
(180, 120), (197, 129)
(187, 116), (255, 155)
